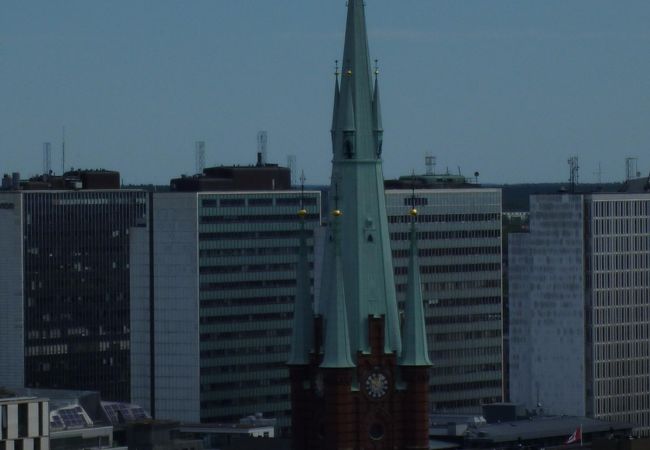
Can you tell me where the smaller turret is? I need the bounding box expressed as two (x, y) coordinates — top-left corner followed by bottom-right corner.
(399, 207), (432, 367)
(372, 63), (384, 158)
(287, 201), (315, 365)
(320, 207), (355, 369)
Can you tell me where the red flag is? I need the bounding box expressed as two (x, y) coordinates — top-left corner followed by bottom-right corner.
(565, 426), (582, 445)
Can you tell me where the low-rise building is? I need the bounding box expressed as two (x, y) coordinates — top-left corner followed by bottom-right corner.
(0, 393), (49, 450)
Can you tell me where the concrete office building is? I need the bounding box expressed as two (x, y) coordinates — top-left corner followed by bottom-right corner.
(0, 172), (147, 403)
(130, 165), (320, 431)
(386, 177), (503, 412)
(510, 193), (650, 434)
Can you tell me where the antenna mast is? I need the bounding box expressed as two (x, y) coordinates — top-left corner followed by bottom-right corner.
(626, 157), (639, 181)
(287, 155), (297, 186)
(592, 162), (602, 184)
(425, 152), (436, 176)
(43, 143), (52, 175)
(61, 127), (66, 174)
(257, 131), (268, 166)
(195, 141), (206, 174)
(568, 156), (579, 193)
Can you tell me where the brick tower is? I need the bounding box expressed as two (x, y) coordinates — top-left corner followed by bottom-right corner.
(288, 1), (431, 449)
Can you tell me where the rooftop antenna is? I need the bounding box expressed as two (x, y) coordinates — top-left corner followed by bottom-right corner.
(594, 162), (602, 184)
(257, 131), (268, 166)
(287, 155), (297, 186)
(568, 156), (579, 193)
(43, 142), (52, 175)
(425, 153), (436, 176)
(626, 157), (639, 181)
(61, 126), (66, 174)
(195, 141), (206, 175)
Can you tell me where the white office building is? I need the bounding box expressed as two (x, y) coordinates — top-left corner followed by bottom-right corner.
(510, 193), (650, 434)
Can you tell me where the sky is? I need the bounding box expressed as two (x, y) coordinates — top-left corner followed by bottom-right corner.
(1, 1), (650, 186)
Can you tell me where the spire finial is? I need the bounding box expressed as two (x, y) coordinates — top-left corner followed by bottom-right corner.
(374, 59), (379, 77)
(335, 60), (340, 78)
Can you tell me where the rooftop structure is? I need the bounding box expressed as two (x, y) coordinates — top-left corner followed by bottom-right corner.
(170, 163), (291, 192)
(385, 172), (474, 190)
(1, 169), (121, 191)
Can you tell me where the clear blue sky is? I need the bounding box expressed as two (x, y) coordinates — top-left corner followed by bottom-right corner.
(1, 1), (649, 185)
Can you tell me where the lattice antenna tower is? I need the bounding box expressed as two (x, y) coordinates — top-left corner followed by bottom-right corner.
(594, 162), (602, 184)
(257, 131), (268, 166)
(626, 157), (639, 181)
(195, 141), (206, 175)
(425, 153), (436, 176)
(61, 126), (66, 174)
(568, 156), (579, 192)
(287, 155), (297, 186)
(43, 143), (52, 175)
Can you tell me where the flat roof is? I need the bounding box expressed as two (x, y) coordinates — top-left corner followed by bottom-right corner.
(463, 416), (633, 444)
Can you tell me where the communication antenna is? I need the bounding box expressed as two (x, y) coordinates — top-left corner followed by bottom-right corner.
(593, 162), (602, 184)
(61, 126), (66, 174)
(425, 153), (436, 176)
(287, 155), (297, 186)
(195, 141), (206, 174)
(568, 156), (579, 193)
(43, 143), (52, 175)
(626, 157), (639, 181)
(257, 131), (268, 166)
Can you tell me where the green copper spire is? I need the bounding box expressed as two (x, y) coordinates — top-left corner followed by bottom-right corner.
(330, 64), (340, 140)
(372, 68), (383, 157)
(400, 215), (432, 367)
(321, 211), (355, 369)
(287, 206), (314, 366)
(322, 0), (402, 360)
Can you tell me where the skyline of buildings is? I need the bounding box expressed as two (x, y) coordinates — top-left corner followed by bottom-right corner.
(3, 0), (650, 445)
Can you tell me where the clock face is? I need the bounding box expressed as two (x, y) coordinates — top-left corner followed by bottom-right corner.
(364, 371), (389, 399)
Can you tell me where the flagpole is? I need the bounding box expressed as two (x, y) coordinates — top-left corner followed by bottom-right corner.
(580, 424), (583, 447)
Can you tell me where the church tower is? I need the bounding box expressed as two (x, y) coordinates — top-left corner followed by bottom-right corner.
(289, 1), (431, 449)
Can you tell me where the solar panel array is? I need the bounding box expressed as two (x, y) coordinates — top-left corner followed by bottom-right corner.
(50, 415), (65, 430)
(103, 403), (150, 425)
(52, 406), (89, 429)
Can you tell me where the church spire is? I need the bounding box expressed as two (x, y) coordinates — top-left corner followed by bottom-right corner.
(330, 61), (340, 141)
(323, 0), (402, 359)
(400, 205), (432, 367)
(287, 177), (314, 366)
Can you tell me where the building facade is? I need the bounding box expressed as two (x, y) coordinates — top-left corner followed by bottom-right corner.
(386, 187), (503, 412)
(130, 189), (321, 430)
(0, 187), (147, 402)
(0, 396), (50, 450)
(510, 193), (650, 434)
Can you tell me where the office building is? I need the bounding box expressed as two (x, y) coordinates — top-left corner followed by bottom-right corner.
(0, 171), (147, 402)
(386, 177), (503, 412)
(510, 193), (650, 434)
(130, 164), (321, 430)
